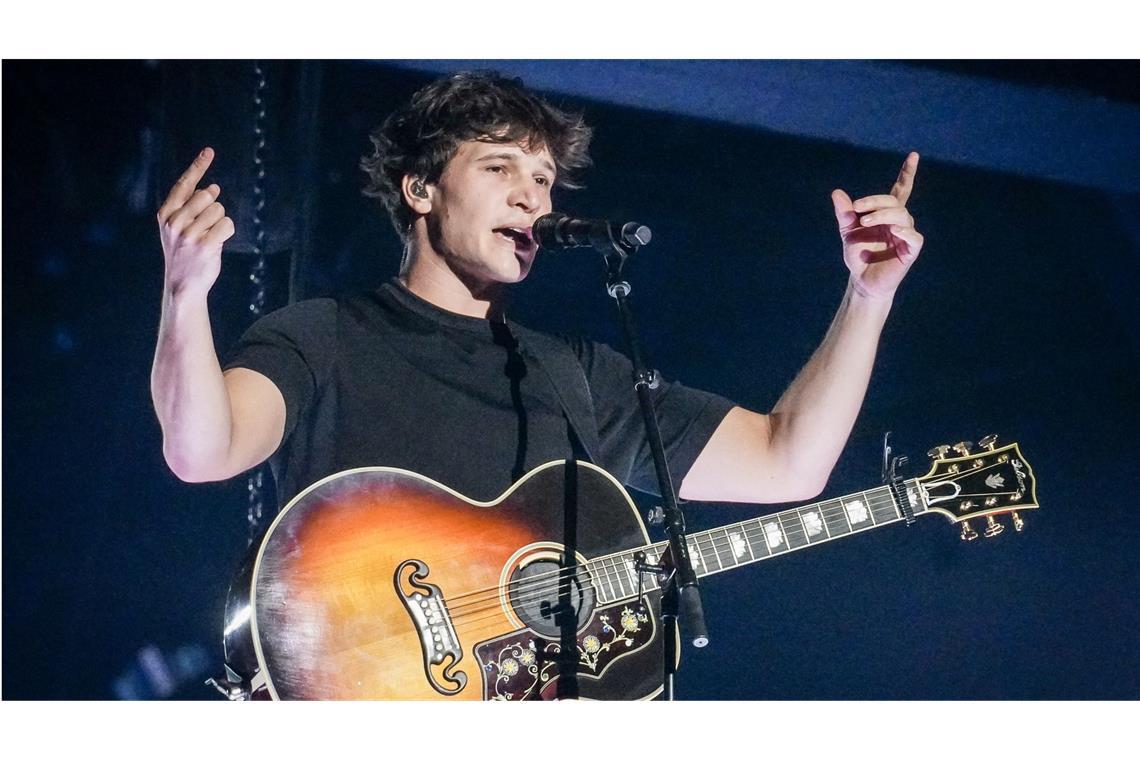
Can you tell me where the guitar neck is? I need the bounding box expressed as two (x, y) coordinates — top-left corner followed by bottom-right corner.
(587, 479), (928, 606)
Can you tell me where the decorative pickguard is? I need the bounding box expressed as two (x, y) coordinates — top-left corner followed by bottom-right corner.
(473, 600), (656, 700)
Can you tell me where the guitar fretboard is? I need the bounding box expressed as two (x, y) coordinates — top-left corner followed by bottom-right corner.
(586, 479), (926, 606)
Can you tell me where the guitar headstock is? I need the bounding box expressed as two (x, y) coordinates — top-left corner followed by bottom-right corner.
(917, 436), (1038, 540)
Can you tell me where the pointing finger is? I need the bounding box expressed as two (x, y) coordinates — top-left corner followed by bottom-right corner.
(890, 151), (920, 206)
(158, 147), (215, 224)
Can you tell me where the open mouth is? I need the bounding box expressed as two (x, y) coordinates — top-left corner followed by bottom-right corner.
(494, 227), (535, 252)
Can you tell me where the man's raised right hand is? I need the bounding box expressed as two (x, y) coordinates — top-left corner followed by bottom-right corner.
(156, 147), (235, 298)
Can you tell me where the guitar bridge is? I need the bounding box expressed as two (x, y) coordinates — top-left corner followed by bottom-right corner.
(394, 559), (468, 696)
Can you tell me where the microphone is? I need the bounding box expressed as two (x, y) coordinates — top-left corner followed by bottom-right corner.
(532, 213), (652, 252)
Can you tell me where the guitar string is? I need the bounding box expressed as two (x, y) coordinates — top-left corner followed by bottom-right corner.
(441, 493), (906, 629)
(439, 490), (903, 616)
(444, 472), (1029, 629)
(438, 464), (1024, 619)
(447, 499), (910, 633)
(438, 485), (908, 612)
(441, 491), (905, 619)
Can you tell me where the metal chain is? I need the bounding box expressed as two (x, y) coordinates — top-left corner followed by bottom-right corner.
(249, 61), (269, 318)
(246, 61), (270, 545)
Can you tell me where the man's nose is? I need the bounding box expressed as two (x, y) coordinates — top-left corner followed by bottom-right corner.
(509, 178), (541, 214)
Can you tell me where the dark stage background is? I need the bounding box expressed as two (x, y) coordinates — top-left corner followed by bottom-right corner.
(3, 60), (1138, 700)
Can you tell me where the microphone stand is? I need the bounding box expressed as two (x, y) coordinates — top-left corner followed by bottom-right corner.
(594, 230), (709, 701)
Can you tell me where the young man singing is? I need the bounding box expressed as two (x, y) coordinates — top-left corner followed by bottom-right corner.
(152, 69), (924, 700)
(152, 71), (923, 514)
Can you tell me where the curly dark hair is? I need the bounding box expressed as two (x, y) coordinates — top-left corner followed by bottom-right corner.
(361, 71), (593, 240)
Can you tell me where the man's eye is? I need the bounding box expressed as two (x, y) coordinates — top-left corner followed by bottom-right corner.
(535, 176), (550, 187)
(487, 165), (505, 174)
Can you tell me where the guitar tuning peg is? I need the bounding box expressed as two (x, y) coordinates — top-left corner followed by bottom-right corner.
(952, 441), (973, 457)
(978, 434), (998, 451)
(983, 515), (1005, 538)
(928, 445), (951, 461)
(1012, 512), (1025, 532)
(960, 520), (979, 541)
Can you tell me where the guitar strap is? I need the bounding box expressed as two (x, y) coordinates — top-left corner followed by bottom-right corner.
(510, 323), (602, 467)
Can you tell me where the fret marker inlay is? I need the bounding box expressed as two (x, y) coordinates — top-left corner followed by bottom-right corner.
(762, 521), (784, 548)
(802, 511), (824, 537)
(844, 500), (869, 524)
(728, 532), (747, 559)
(687, 540), (703, 570)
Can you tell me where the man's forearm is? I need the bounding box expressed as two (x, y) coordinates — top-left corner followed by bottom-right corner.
(150, 289), (234, 481)
(767, 280), (893, 492)
(684, 156), (922, 504)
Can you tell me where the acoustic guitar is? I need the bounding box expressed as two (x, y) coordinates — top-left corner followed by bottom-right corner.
(217, 436), (1037, 700)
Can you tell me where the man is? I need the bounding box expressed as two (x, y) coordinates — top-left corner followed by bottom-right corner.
(152, 70), (923, 517)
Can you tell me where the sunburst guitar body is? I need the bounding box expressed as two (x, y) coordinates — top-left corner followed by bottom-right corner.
(222, 460), (668, 700)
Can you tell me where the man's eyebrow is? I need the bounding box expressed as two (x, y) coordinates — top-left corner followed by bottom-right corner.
(477, 152), (556, 176)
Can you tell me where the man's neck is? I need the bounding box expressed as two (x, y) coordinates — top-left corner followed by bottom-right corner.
(399, 250), (507, 321)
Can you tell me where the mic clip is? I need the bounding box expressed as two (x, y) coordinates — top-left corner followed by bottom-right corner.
(634, 369), (660, 390)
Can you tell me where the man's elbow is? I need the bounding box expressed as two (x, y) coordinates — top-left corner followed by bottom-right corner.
(782, 460), (834, 502)
(682, 471), (828, 504)
(756, 474), (827, 504)
(794, 475), (829, 502)
(162, 443), (236, 483)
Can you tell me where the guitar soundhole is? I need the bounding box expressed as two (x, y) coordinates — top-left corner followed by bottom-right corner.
(508, 559), (596, 639)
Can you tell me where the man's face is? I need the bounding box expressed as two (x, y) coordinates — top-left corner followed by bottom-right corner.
(423, 139), (553, 287)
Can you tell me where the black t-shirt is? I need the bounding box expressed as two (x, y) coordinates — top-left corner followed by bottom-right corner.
(223, 280), (735, 507)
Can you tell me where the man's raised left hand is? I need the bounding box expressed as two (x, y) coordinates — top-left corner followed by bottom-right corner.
(831, 152), (925, 301)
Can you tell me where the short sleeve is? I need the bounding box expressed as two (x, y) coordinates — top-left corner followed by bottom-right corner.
(222, 298), (338, 444)
(570, 338), (736, 496)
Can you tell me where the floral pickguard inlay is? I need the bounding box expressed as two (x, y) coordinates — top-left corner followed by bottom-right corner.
(474, 602), (655, 700)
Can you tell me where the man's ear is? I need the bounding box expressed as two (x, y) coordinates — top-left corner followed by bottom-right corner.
(401, 174), (433, 215)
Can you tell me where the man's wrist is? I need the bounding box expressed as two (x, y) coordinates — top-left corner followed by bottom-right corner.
(846, 278), (896, 314)
(841, 279), (895, 332)
(163, 280), (211, 311)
